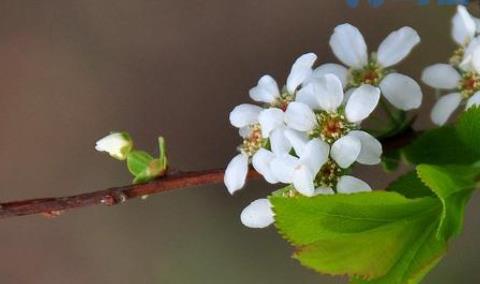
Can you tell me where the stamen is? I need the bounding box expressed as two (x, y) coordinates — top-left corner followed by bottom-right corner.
(310, 111), (356, 143)
(314, 160), (342, 189)
(459, 72), (480, 99)
(240, 124), (265, 156)
(350, 60), (384, 87)
(272, 93), (294, 111)
(450, 47), (464, 66)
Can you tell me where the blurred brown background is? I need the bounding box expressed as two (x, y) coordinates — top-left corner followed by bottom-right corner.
(0, 0), (478, 283)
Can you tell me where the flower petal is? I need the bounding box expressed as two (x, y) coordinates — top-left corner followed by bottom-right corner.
(240, 199), (274, 229)
(299, 138), (329, 175)
(421, 64), (461, 89)
(283, 128), (308, 157)
(296, 85), (321, 110)
(285, 102), (316, 132)
(377, 26), (420, 68)
(293, 165), (315, 197)
(312, 74), (345, 112)
(308, 63), (349, 88)
(466, 91), (480, 109)
(252, 149), (278, 184)
(270, 128), (291, 155)
(258, 108), (285, 138)
(345, 84), (380, 123)
(271, 154), (298, 184)
(330, 134), (361, 169)
(337, 176), (372, 194)
(348, 130), (382, 165)
(329, 23), (368, 68)
(224, 153), (249, 194)
(314, 187), (335, 195)
(379, 73), (423, 111)
(286, 52), (317, 94)
(229, 104), (263, 128)
(249, 75), (280, 104)
(95, 132), (133, 160)
(431, 92), (462, 126)
(452, 5), (476, 45)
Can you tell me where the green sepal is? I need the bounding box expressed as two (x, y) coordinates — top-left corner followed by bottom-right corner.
(126, 150), (154, 177)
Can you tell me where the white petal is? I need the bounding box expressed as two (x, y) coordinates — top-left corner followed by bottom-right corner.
(431, 92), (462, 126)
(452, 5), (476, 45)
(252, 149), (278, 184)
(239, 126), (252, 138)
(270, 154), (298, 184)
(472, 48), (480, 73)
(348, 130), (382, 165)
(299, 138), (329, 175)
(270, 128), (291, 155)
(314, 187), (335, 196)
(229, 104), (263, 128)
(329, 23), (368, 68)
(258, 108), (285, 138)
(379, 73), (423, 111)
(292, 165), (315, 197)
(421, 64), (461, 89)
(330, 134), (361, 169)
(249, 75), (280, 104)
(285, 102), (316, 132)
(344, 88), (355, 103)
(312, 74), (345, 112)
(95, 132), (132, 160)
(377, 26), (420, 68)
(308, 63), (349, 88)
(283, 129), (308, 157)
(345, 85), (380, 123)
(240, 199), (274, 229)
(466, 91), (480, 109)
(296, 85), (321, 110)
(224, 153), (249, 194)
(286, 52), (317, 94)
(337, 176), (372, 194)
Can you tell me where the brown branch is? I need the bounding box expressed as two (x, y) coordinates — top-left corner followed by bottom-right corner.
(0, 129), (418, 219)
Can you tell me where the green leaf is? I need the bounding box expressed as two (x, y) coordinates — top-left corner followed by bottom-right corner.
(270, 192), (445, 283)
(126, 150), (154, 176)
(271, 162), (480, 283)
(456, 106), (480, 156)
(386, 170), (433, 199)
(417, 164), (480, 240)
(402, 126), (479, 165)
(381, 149), (401, 172)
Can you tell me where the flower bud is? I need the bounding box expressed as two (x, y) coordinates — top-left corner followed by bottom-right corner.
(95, 132), (133, 160)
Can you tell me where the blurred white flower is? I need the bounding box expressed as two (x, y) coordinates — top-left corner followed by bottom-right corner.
(327, 23), (422, 111)
(286, 74), (383, 167)
(95, 132), (133, 160)
(240, 198), (274, 228)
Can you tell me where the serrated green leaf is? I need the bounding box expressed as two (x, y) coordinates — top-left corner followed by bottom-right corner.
(386, 170), (433, 199)
(402, 126), (479, 165)
(456, 106), (480, 156)
(417, 164), (480, 240)
(126, 150), (154, 176)
(270, 192), (444, 282)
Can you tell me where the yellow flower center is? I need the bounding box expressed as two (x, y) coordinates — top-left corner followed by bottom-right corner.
(310, 112), (355, 144)
(241, 124), (265, 156)
(315, 159), (342, 188)
(350, 60), (384, 87)
(459, 72), (480, 99)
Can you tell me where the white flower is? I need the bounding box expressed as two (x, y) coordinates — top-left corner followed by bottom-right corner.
(271, 133), (373, 196)
(270, 138), (329, 196)
(249, 53), (317, 106)
(327, 23), (422, 111)
(240, 198), (274, 228)
(95, 132), (133, 160)
(422, 63), (480, 125)
(225, 105), (291, 194)
(287, 74), (383, 167)
(452, 5), (477, 46)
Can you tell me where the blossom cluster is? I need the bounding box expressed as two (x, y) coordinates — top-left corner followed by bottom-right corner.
(423, 5), (480, 125)
(225, 23), (422, 228)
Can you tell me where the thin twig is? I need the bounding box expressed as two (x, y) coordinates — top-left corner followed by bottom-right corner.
(0, 129), (418, 220)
